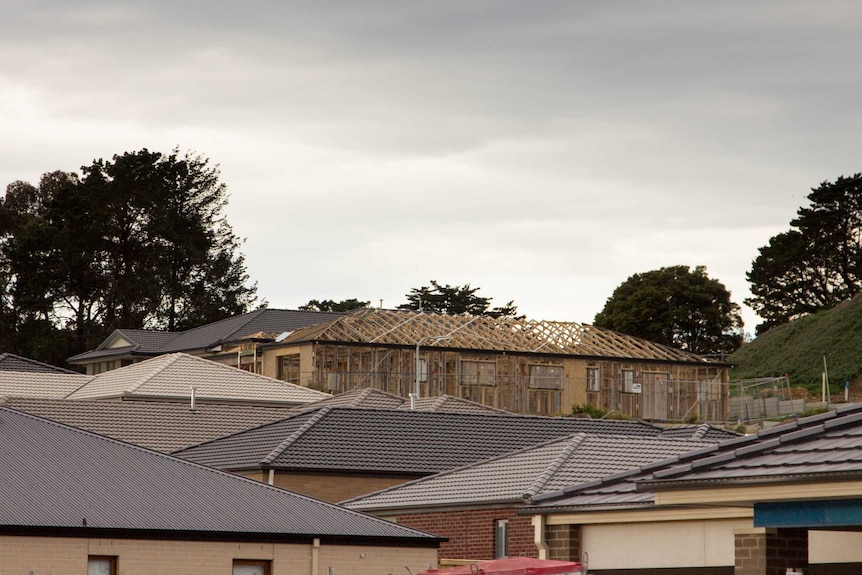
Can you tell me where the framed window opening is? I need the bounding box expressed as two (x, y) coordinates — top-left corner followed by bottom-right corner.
(461, 360), (496, 386)
(528, 364), (563, 390)
(233, 559), (271, 575)
(586, 366), (600, 392)
(88, 556), (117, 575)
(621, 368), (635, 393)
(277, 353), (301, 383)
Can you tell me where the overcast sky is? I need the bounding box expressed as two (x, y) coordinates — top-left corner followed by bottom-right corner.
(2, 1), (861, 335)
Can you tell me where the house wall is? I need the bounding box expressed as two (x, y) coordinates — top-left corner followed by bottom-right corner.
(0, 535), (438, 575)
(542, 516), (862, 574)
(259, 342), (728, 418)
(392, 508), (535, 561)
(238, 470), (421, 503)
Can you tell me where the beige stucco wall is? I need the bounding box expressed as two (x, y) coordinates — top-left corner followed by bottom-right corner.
(810, 531), (862, 563)
(0, 535), (438, 575)
(581, 518), (750, 570)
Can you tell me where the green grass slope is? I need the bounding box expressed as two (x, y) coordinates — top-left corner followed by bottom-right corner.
(729, 294), (862, 391)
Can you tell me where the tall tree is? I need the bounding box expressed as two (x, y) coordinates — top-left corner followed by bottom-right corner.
(299, 299), (370, 312)
(399, 280), (518, 318)
(594, 265), (743, 355)
(746, 174), (862, 333)
(0, 149), (258, 362)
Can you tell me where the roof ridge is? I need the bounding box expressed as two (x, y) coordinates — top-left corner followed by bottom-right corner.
(262, 406), (332, 465)
(523, 433), (586, 501)
(123, 353), (184, 393)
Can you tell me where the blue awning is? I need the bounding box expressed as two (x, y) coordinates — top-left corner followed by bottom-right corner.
(755, 500), (862, 528)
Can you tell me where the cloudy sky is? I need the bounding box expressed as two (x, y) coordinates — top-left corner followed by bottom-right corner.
(2, 1), (860, 335)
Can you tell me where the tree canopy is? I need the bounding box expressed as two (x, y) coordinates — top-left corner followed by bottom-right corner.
(299, 298), (370, 312)
(746, 174), (862, 334)
(398, 280), (519, 318)
(0, 149), (257, 365)
(593, 265), (743, 355)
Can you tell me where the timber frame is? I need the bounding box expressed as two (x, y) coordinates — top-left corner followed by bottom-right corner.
(216, 309), (730, 419)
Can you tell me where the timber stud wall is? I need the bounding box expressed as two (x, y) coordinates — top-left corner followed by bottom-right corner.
(396, 509), (534, 560)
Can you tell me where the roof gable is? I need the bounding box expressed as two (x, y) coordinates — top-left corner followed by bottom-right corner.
(0, 406), (440, 543)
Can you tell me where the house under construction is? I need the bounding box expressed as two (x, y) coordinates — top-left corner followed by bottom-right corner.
(225, 309), (729, 420)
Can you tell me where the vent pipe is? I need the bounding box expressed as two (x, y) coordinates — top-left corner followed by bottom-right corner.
(190, 386), (197, 411)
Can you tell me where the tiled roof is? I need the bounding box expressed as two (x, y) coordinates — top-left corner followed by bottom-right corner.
(523, 404), (862, 512)
(343, 434), (712, 511)
(174, 407), (683, 474)
(69, 309), (344, 362)
(644, 403), (862, 488)
(0, 371), (91, 399)
(65, 353), (329, 405)
(0, 405), (442, 544)
(295, 388), (512, 415)
(0, 353), (78, 374)
(657, 423), (740, 442)
(156, 308), (345, 352)
(0, 397), (293, 452)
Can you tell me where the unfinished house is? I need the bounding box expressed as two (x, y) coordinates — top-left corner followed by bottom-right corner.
(248, 309), (729, 420)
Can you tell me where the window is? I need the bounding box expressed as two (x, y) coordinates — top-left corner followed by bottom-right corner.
(88, 556), (117, 575)
(621, 369), (634, 393)
(586, 367), (600, 392)
(494, 519), (508, 558)
(233, 559), (271, 575)
(528, 364), (563, 389)
(529, 389), (561, 414)
(278, 354), (301, 383)
(461, 360), (496, 386)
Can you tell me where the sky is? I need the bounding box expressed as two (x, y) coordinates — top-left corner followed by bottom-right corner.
(2, 1), (861, 336)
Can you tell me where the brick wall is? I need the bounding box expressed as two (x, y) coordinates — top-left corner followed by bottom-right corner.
(545, 523), (580, 562)
(396, 507), (535, 560)
(0, 535), (437, 575)
(235, 470), (419, 503)
(734, 528), (808, 575)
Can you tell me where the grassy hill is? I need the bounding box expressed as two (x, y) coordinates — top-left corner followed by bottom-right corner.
(729, 294), (862, 393)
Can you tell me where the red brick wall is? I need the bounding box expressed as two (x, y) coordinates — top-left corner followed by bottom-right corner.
(396, 508), (536, 560)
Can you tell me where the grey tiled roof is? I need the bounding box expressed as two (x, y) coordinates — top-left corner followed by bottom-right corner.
(174, 407), (683, 474)
(343, 433), (713, 511)
(523, 404), (862, 512)
(0, 353), (78, 374)
(295, 388), (513, 415)
(0, 406), (442, 544)
(657, 423), (740, 442)
(0, 371), (91, 399)
(1, 397), (293, 452)
(69, 309), (344, 362)
(65, 353), (329, 405)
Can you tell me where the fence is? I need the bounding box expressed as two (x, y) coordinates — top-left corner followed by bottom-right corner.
(728, 376), (818, 423)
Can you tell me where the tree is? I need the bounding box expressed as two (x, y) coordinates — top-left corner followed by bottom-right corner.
(593, 265), (743, 355)
(746, 174), (862, 333)
(398, 280), (519, 318)
(0, 149), (258, 362)
(299, 299), (370, 312)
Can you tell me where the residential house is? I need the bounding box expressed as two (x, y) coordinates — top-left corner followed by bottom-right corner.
(68, 308), (345, 374)
(0, 405), (442, 575)
(521, 404), (862, 575)
(173, 406), (723, 503)
(252, 308), (730, 418)
(343, 432), (718, 563)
